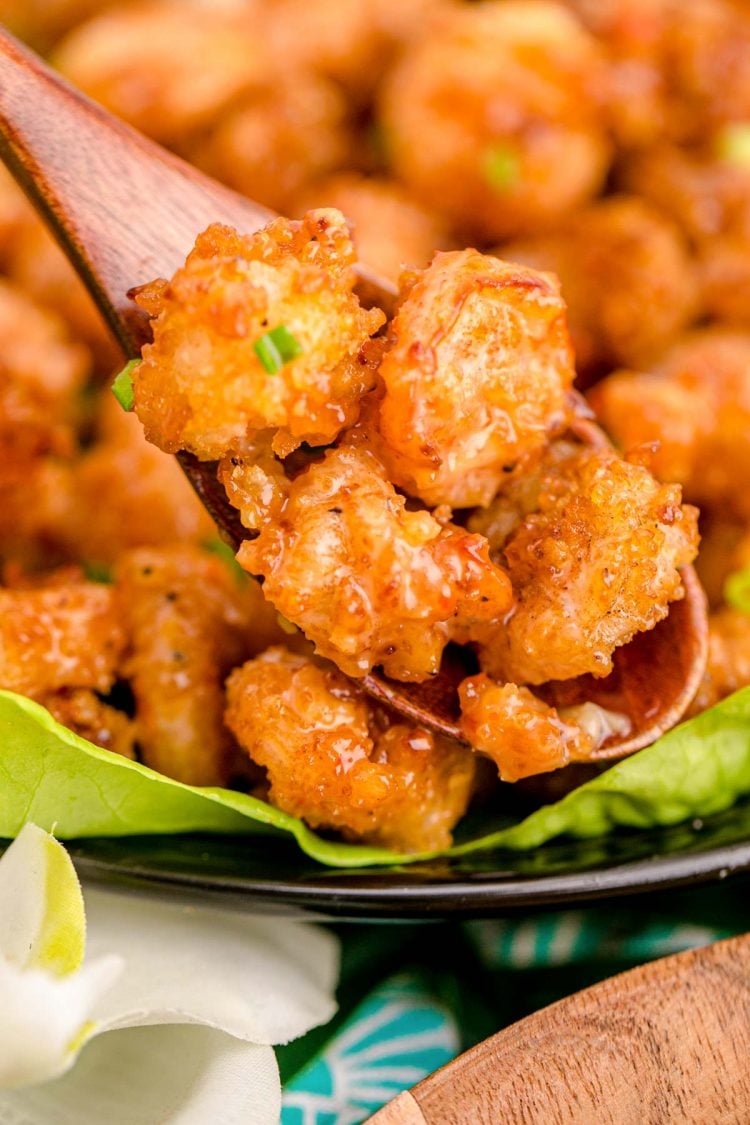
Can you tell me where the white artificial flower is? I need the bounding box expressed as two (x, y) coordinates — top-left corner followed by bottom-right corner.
(0, 825), (340, 1124)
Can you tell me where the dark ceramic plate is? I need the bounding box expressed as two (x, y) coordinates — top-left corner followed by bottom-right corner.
(55, 799), (750, 921)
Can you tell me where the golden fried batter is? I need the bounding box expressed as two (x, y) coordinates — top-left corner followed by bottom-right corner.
(0, 280), (88, 482)
(65, 396), (216, 565)
(459, 674), (595, 782)
(501, 196), (698, 377)
(690, 608), (750, 713)
(0, 582), (125, 696)
(226, 444), (513, 681)
(199, 76), (352, 214)
(53, 2), (266, 148)
(40, 687), (136, 759)
(132, 213), (385, 460)
(295, 175), (452, 284)
(590, 329), (750, 519)
(623, 145), (750, 326)
(225, 646), (476, 852)
(379, 1), (611, 241)
(375, 251), (574, 508)
(477, 444), (699, 684)
(115, 545), (256, 786)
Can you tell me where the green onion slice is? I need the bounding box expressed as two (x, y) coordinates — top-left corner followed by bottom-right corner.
(201, 537), (247, 585)
(111, 359), (140, 412)
(715, 123), (750, 168)
(481, 144), (521, 193)
(253, 325), (303, 374)
(725, 567), (750, 614)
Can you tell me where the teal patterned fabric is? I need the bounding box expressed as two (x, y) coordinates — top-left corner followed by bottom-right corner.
(279, 880), (750, 1124)
(281, 974), (458, 1124)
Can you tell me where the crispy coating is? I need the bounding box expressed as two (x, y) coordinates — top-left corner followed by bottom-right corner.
(379, 1), (611, 241)
(374, 251), (574, 508)
(226, 443), (513, 681)
(623, 145), (750, 325)
(65, 395), (216, 564)
(0, 0), (121, 50)
(262, 0), (449, 105)
(459, 675), (595, 782)
(295, 175), (452, 284)
(132, 213), (385, 460)
(590, 330), (750, 519)
(199, 75), (352, 214)
(115, 545), (256, 786)
(53, 2), (265, 148)
(501, 196), (698, 377)
(225, 646), (476, 852)
(690, 608), (750, 713)
(0, 280), (88, 483)
(476, 444), (699, 684)
(0, 582), (125, 696)
(39, 688), (136, 759)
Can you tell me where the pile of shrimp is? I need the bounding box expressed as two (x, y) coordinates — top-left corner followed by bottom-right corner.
(1, 0), (748, 852)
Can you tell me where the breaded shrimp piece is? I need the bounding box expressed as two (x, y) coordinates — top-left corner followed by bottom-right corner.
(590, 330), (750, 519)
(0, 280), (88, 482)
(459, 675), (594, 782)
(39, 688), (136, 759)
(690, 608), (750, 714)
(501, 196), (698, 377)
(225, 444), (513, 681)
(295, 175), (452, 285)
(379, 1), (611, 241)
(198, 75), (353, 215)
(115, 546), (256, 786)
(0, 582), (125, 696)
(623, 145), (750, 326)
(225, 646), (476, 852)
(478, 445), (699, 684)
(64, 396), (216, 565)
(132, 212), (385, 460)
(53, 2), (266, 148)
(262, 0), (449, 105)
(374, 251), (574, 509)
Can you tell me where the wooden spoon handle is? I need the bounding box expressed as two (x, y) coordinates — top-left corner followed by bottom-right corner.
(368, 933), (750, 1124)
(0, 27), (273, 354)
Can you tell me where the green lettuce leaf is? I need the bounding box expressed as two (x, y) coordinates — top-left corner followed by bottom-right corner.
(2, 687), (750, 867)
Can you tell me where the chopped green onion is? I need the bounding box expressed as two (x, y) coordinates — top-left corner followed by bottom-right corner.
(83, 561), (113, 584)
(111, 359), (140, 412)
(715, 123), (750, 168)
(253, 325), (303, 374)
(201, 537), (247, 586)
(725, 567), (750, 613)
(481, 144), (521, 193)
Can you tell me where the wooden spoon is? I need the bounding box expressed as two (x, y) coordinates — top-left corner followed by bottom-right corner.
(367, 932), (750, 1124)
(0, 28), (707, 760)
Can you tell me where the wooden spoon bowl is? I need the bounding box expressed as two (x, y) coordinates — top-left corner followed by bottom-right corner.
(0, 28), (708, 760)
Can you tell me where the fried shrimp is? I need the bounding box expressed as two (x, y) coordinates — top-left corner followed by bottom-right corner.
(590, 329), (750, 519)
(225, 646), (476, 852)
(501, 195), (698, 376)
(476, 445), (699, 684)
(379, 0), (611, 241)
(0, 581), (125, 696)
(374, 251), (574, 508)
(115, 546), (255, 786)
(40, 688), (136, 759)
(0, 279), (88, 481)
(224, 444), (513, 681)
(132, 212), (385, 460)
(459, 675), (595, 782)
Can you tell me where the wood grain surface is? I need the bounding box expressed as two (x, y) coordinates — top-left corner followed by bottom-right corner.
(368, 934), (750, 1124)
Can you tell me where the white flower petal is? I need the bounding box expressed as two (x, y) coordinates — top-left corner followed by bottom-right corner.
(0, 1024), (280, 1125)
(0, 955), (122, 1089)
(83, 887), (339, 1045)
(0, 824), (85, 975)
